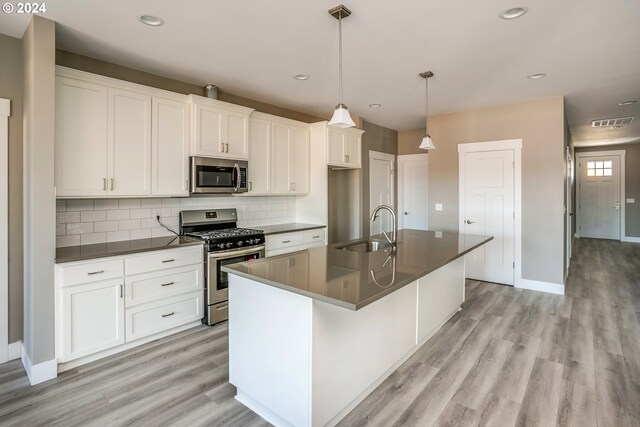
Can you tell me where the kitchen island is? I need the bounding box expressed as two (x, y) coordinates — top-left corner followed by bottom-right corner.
(222, 230), (492, 427)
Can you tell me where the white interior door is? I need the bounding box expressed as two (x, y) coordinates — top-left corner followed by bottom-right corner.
(460, 149), (515, 285)
(1, 99), (9, 363)
(578, 155), (621, 239)
(398, 154), (428, 231)
(369, 151), (395, 237)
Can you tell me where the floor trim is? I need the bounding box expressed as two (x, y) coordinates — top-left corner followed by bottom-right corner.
(622, 236), (640, 243)
(21, 343), (57, 385)
(7, 341), (21, 361)
(516, 278), (564, 295)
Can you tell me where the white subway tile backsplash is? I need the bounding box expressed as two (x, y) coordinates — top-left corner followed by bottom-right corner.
(57, 211), (80, 224)
(67, 222), (94, 235)
(118, 219), (141, 230)
(107, 230), (130, 242)
(94, 199), (119, 210)
(67, 199), (94, 211)
(81, 210), (107, 222)
(94, 221), (119, 233)
(81, 233), (107, 245)
(57, 196), (297, 247)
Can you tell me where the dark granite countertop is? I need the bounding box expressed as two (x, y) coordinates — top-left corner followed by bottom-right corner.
(257, 223), (326, 236)
(222, 229), (492, 310)
(55, 236), (203, 263)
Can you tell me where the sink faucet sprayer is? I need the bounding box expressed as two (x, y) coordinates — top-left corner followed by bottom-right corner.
(370, 205), (397, 247)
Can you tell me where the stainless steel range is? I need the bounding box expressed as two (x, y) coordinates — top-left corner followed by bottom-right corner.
(179, 209), (265, 325)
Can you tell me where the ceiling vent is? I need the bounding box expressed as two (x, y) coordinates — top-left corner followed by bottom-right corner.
(591, 116), (635, 127)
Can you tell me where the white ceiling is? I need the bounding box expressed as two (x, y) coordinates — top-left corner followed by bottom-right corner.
(2, 0), (640, 146)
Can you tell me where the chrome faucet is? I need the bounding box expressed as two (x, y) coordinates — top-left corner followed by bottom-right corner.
(370, 205), (397, 247)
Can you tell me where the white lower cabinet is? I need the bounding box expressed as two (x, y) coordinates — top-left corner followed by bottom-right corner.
(61, 279), (125, 362)
(265, 228), (326, 257)
(56, 246), (203, 365)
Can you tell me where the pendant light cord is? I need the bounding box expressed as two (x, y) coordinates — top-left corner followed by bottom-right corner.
(338, 11), (344, 104)
(425, 76), (429, 133)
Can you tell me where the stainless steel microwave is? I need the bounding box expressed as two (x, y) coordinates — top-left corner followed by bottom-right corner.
(190, 157), (248, 194)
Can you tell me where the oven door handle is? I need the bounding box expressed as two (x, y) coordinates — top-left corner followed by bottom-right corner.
(208, 245), (265, 260)
(233, 163), (241, 193)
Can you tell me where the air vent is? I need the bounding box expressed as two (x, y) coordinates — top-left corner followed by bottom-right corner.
(591, 117), (635, 127)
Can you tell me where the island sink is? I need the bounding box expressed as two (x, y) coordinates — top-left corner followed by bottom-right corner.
(338, 238), (392, 253)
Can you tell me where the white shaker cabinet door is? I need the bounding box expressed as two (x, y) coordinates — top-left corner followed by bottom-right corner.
(61, 279), (125, 362)
(248, 117), (271, 194)
(291, 126), (310, 194)
(152, 97), (189, 196)
(225, 110), (250, 160)
(344, 132), (361, 168)
(327, 127), (345, 166)
(271, 123), (292, 194)
(192, 102), (224, 157)
(55, 77), (109, 196)
(108, 88), (152, 196)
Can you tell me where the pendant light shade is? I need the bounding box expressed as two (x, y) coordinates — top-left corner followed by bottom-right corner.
(328, 5), (355, 128)
(419, 71), (435, 150)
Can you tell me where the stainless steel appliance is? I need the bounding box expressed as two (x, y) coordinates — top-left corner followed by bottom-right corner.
(179, 209), (265, 325)
(190, 156), (248, 194)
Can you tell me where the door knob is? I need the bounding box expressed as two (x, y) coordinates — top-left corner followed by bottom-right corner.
(465, 220), (475, 224)
(404, 212), (409, 215)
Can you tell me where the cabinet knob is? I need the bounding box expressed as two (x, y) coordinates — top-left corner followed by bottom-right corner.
(404, 212), (409, 215)
(465, 220), (475, 224)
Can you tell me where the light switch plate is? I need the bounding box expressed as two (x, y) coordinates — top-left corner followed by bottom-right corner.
(435, 203), (443, 211)
(627, 198), (635, 203)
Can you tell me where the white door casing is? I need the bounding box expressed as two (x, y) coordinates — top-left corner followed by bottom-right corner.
(1, 99), (9, 363)
(459, 140), (521, 287)
(565, 146), (574, 277)
(398, 154), (428, 231)
(369, 151), (395, 237)
(576, 151), (625, 240)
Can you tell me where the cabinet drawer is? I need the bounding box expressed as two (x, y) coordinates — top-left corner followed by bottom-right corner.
(265, 232), (304, 250)
(126, 264), (203, 307)
(61, 259), (124, 286)
(265, 246), (305, 257)
(304, 229), (325, 245)
(125, 246), (202, 275)
(125, 291), (203, 342)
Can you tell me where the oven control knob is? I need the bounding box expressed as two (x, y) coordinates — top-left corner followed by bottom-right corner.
(218, 243), (225, 249)
(237, 241), (243, 246)
(225, 242), (233, 248)
(246, 239), (254, 245)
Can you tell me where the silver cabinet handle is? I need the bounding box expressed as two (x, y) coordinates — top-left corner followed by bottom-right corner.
(120, 284), (123, 298)
(312, 235), (320, 239)
(249, 181), (252, 191)
(161, 281), (175, 287)
(226, 143), (229, 153)
(87, 270), (104, 275)
(292, 182), (296, 191)
(110, 178), (114, 191)
(216, 305), (228, 311)
(346, 155), (350, 163)
(465, 220), (475, 224)
(103, 178), (107, 191)
(162, 259), (175, 263)
(220, 143), (224, 153)
(282, 240), (291, 243)
(161, 312), (175, 318)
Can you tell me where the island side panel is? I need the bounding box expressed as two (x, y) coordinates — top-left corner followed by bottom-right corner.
(228, 274), (313, 427)
(416, 257), (466, 343)
(311, 282), (418, 426)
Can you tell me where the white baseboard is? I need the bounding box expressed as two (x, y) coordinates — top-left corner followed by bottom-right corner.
(622, 236), (640, 243)
(516, 278), (564, 295)
(8, 341), (21, 361)
(21, 343), (57, 385)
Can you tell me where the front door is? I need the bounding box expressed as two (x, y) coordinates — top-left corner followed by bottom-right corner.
(578, 155), (621, 239)
(460, 149), (515, 285)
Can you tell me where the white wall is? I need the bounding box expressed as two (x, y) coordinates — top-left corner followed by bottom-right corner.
(56, 196), (297, 247)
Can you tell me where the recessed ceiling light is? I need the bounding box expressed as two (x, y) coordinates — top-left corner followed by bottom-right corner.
(137, 14), (164, 27)
(499, 5), (529, 20)
(618, 100), (637, 106)
(293, 74), (310, 80)
(527, 73), (546, 79)
(369, 103), (382, 108)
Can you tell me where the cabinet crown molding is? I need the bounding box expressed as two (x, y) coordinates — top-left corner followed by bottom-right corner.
(188, 94), (255, 114)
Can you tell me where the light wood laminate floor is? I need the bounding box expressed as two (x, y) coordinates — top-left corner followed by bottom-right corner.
(1, 238), (639, 426)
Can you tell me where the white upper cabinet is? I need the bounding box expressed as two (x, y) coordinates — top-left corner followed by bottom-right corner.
(326, 125), (364, 168)
(271, 121), (309, 195)
(55, 76), (109, 197)
(54, 67), (191, 198)
(108, 88), (152, 196)
(152, 97), (190, 196)
(248, 116), (271, 195)
(190, 95), (253, 160)
(291, 126), (310, 194)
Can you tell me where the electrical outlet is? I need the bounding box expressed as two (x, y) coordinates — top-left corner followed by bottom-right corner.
(627, 198), (635, 203)
(435, 203), (443, 211)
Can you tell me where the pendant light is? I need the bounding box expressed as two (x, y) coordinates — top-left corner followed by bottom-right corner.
(419, 71), (436, 150)
(328, 5), (356, 128)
